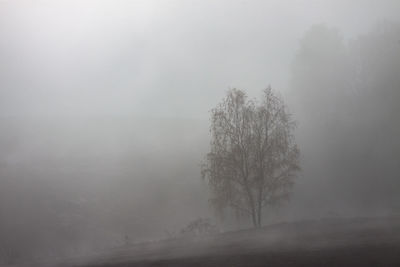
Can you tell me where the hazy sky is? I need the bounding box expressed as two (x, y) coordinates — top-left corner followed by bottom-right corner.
(0, 0), (399, 119)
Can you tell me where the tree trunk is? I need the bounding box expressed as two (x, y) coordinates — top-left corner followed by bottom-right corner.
(251, 208), (263, 228)
(251, 210), (257, 228)
(256, 182), (263, 228)
(256, 193), (263, 227)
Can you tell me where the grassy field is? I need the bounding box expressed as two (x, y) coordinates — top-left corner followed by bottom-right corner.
(61, 216), (400, 267)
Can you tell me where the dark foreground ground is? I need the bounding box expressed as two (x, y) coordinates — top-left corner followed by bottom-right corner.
(89, 244), (400, 267)
(55, 217), (400, 266)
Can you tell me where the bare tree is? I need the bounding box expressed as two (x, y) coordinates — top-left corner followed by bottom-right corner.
(202, 87), (300, 228)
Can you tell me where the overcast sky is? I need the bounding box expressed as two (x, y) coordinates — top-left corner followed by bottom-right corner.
(0, 0), (399, 118)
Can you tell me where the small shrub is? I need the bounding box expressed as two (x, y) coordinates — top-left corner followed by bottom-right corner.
(180, 218), (219, 238)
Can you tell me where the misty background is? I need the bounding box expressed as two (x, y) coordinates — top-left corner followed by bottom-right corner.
(0, 0), (399, 263)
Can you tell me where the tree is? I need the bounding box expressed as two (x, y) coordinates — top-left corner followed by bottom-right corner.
(290, 24), (351, 122)
(202, 87), (300, 228)
(289, 22), (400, 213)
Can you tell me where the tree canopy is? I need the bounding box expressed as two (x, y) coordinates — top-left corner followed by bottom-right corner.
(202, 87), (300, 227)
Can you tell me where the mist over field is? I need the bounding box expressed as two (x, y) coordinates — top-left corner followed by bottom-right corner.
(0, 1), (399, 265)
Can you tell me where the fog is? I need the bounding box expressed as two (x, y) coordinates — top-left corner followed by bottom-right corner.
(0, 0), (399, 264)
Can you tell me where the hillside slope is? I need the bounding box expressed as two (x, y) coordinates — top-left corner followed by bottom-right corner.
(75, 216), (400, 267)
